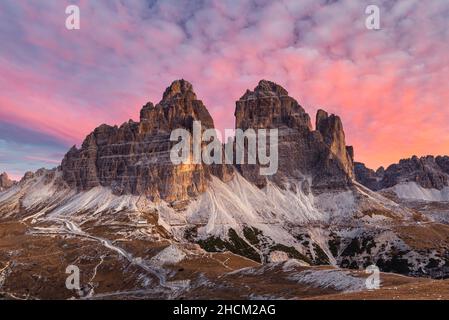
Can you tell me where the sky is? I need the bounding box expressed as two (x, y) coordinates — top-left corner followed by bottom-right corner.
(0, 0), (448, 180)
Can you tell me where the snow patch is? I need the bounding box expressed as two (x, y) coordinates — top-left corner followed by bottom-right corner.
(282, 259), (310, 271)
(48, 187), (138, 217)
(391, 182), (449, 202)
(288, 269), (366, 292)
(150, 245), (186, 266)
(176, 173), (326, 246)
(269, 251), (289, 263)
(21, 176), (58, 208)
(314, 190), (356, 220)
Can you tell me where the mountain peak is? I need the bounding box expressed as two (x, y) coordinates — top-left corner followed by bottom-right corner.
(255, 80), (288, 96)
(239, 80), (289, 101)
(0, 172), (10, 181)
(316, 109), (343, 135)
(162, 79), (196, 101)
(62, 79), (215, 201)
(0, 172), (14, 191)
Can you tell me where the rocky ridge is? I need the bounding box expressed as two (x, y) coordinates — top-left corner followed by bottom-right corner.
(234, 80), (354, 190)
(61, 79), (231, 203)
(356, 155), (449, 191)
(61, 79), (354, 202)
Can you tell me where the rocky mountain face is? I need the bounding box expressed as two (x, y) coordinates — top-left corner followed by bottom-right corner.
(55, 80), (449, 276)
(61, 79), (354, 201)
(0, 172), (14, 191)
(61, 80), (232, 203)
(356, 156), (449, 225)
(381, 156), (449, 190)
(234, 80), (354, 190)
(2, 79), (449, 301)
(356, 156), (449, 191)
(354, 162), (384, 191)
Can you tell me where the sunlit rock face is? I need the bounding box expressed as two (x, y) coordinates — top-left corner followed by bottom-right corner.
(61, 79), (223, 202)
(234, 80), (354, 190)
(62, 79), (355, 203)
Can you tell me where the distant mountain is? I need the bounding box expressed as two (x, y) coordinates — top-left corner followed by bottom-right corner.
(356, 156), (449, 201)
(0, 172), (15, 191)
(355, 156), (449, 226)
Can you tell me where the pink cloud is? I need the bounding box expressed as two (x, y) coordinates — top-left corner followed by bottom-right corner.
(0, 0), (448, 174)
(25, 156), (61, 165)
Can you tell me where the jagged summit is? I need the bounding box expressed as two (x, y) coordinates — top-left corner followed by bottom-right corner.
(62, 80), (216, 201)
(316, 109), (345, 145)
(356, 155), (449, 191)
(239, 80), (290, 103)
(315, 109), (354, 180)
(254, 79), (288, 96)
(235, 80), (354, 188)
(162, 79), (196, 101)
(140, 79), (214, 130)
(236, 80), (311, 129)
(61, 79), (356, 200)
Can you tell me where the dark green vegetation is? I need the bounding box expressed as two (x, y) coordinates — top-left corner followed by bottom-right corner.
(268, 244), (312, 264)
(242, 226), (263, 246)
(312, 243), (330, 265)
(328, 233), (341, 257)
(197, 228), (261, 262)
(197, 227), (333, 266)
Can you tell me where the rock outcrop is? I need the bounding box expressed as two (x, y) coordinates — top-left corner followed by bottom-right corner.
(354, 162), (384, 191)
(61, 79), (355, 201)
(61, 79), (230, 202)
(0, 172), (14, 191)
(315, 110), (354, 180)
(234, 80), (354, 190)
(356, 155), (449, 191)
(381, 156), (449, 190)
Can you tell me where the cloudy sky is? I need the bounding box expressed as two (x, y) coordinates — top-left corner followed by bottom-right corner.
(0, 0), (448, 179)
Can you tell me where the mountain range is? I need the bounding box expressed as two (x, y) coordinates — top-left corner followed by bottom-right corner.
(1, 80), (449, 299)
